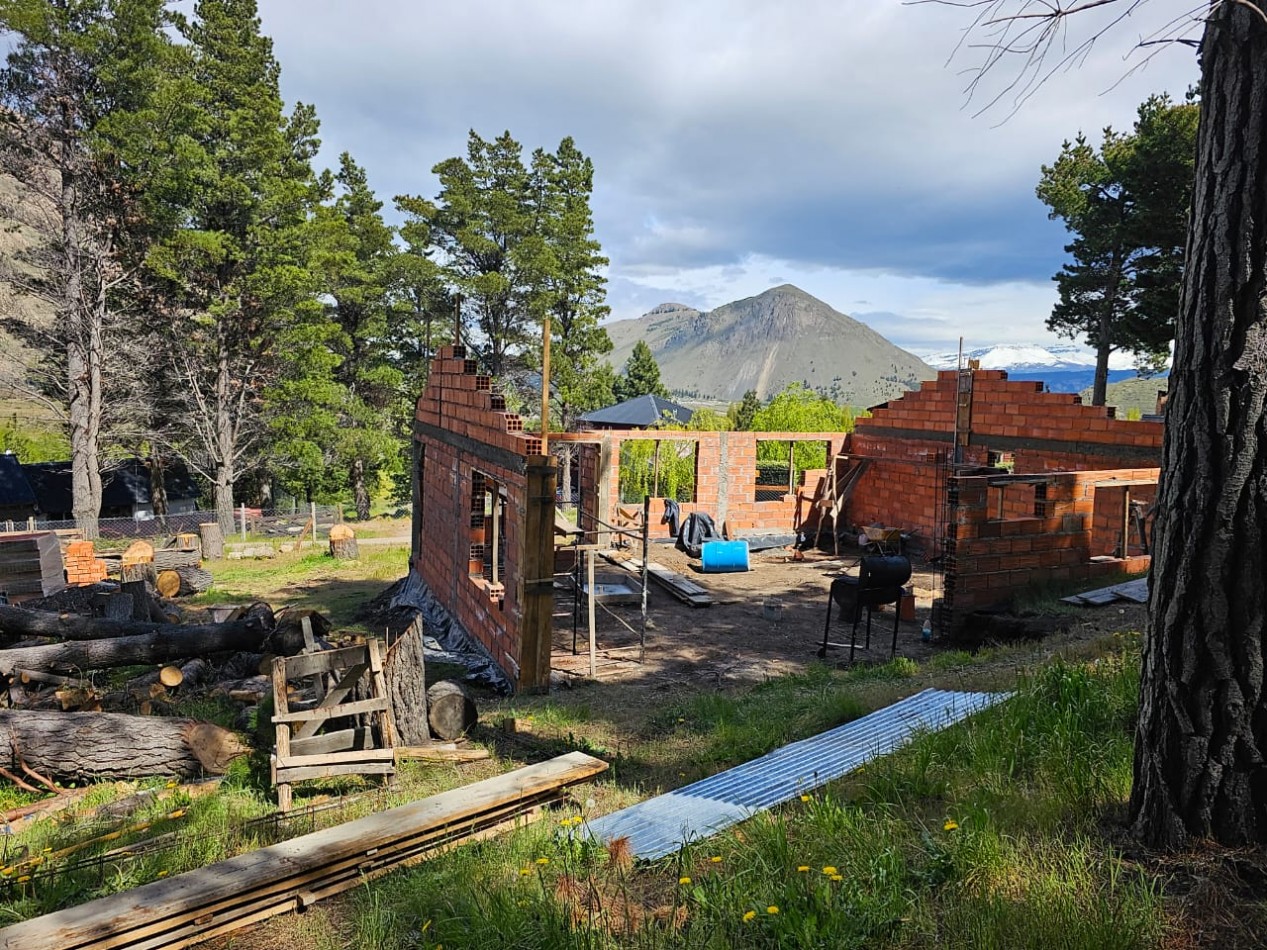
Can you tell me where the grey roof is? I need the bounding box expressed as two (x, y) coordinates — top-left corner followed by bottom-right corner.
(0, 454), (36, 507)
(580, 394), (694, 428)
(23, 458), (202, 517)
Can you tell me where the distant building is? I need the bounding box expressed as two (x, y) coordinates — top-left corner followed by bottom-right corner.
(0, 453), (38, 521)
(20, 458), (202, 521)
(578, 394), (695, 431)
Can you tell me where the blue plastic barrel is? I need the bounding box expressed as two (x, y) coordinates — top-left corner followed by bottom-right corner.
(700, 539), (750, 573)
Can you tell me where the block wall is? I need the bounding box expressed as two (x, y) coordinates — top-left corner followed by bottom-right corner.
(412, 345), (545, 687)
(553, 431), (851, 540)
(943, 468), (1158, 628)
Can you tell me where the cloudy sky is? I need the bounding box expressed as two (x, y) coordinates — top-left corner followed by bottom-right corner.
(259, 0), (1200, 356)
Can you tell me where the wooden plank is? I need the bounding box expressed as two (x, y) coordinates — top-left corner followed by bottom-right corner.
(0, 752), (607, 950)
(275, 748), (396, 769)
(280, 646), (369, 680)
(275, 762), (396, 782)
(602, 553), (713, 607)
(271, 697), (388, 724)
(395, 745), (490, 763)
(289, 727), (374, 758)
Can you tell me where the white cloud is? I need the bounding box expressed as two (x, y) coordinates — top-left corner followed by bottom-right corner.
(258, 0), (1200, 348)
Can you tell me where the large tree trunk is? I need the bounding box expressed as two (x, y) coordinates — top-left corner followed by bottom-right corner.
(214, 321), (236, 536)
(0, 710), (248, 780)
(1130, 0), (1267, 849)
(1091, 253), (1123, 407)
(351, 456), (371, 521)
(0, 609), (278, 674)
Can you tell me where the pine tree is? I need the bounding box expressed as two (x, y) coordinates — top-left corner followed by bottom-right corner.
(616, 341), (670, 400)
(147, 0), (321, 532)
(0, 0), (182, 537)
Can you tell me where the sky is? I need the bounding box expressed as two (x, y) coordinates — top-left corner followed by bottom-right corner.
(258, 0), (1201, 357)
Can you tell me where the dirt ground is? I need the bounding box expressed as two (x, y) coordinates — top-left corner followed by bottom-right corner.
(547, 539), (1144, 688)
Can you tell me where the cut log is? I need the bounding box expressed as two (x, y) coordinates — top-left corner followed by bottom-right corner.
(328, 524), (358, 559)
(159, 665), (184, 688)
(0, 613), (283, 677)
(426, 679), (478, 741)
(0, 602), (271, 642)
(175, 565), (212, 595)
(156, 570), (182, 599)
(152, 549), (201, 571)
(199, 522), (224, 561)
(384, 619), (428, 745)
(0, 710), (249, 781)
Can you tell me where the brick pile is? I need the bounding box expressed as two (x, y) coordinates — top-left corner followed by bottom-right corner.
(63, 539), (108, 586)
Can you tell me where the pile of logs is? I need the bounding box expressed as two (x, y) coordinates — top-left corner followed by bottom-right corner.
(0, 601), (300, 783)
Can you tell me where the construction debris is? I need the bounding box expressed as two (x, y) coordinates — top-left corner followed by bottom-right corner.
(1060, 577), (1150, 606)
(0, 532), (65, 602)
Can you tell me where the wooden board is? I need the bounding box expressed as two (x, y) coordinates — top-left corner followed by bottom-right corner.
(0, 752), (607, 950)
(0, 532), (65, 602)
(601, 553), (713, 607)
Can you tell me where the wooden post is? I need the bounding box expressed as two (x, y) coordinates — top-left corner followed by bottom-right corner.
(491, 484), (500, 587)
(788, 442), (796, 496)
(587, 547), (597, 677)
(310, 501), (317, 540)
(540, 315), (551, 458)
(652, 439), (662, 499)
(640, 494), (650, 664)
(1121, 486), (1132, 559)
(239, 504), (247, 541)
(518, 457), (556, 693)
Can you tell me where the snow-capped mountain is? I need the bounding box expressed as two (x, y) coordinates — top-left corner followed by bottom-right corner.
(921, 343), (1138, 373)
(919, 344), (1151, 394)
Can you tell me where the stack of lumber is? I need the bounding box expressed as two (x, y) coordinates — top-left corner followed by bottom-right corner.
(63, 540), (107, 587)
(0, 533), (65, 603)
(0, 751), (608, 950)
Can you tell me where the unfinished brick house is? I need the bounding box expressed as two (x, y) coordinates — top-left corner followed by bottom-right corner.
(413, 355), (1163, 691)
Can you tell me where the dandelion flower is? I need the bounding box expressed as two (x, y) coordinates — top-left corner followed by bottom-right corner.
(830, 874), (843, 882)
(822, 866), (837, 875)
(679, 876), (692, 885)
(800, 794), (811, 802)
(519, 868), (532, 876)
(767, 905), (779, 915)
(710, 856), (723, 863)
(943, 819), (959, 832)
(743, 910), (757, 923)
(796, 865), (810, 873)
(157, 871), (168, 878)
(17, 875), (30, 883)
(165, 781), (178, 788)
(535, 857), (550, 866)
(0, 868), (11, 876)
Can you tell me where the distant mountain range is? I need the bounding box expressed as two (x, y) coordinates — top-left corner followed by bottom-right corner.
(920, 343), (1144, 394)
(604, 285), (933, 406)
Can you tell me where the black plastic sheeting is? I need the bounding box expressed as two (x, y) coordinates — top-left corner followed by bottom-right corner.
(386, 572), (512, 695)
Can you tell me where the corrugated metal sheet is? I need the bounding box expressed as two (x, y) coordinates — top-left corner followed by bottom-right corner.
(586, 688), (1008, 860)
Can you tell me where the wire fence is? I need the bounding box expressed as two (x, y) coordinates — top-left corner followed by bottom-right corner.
(2, 505), (344, 541)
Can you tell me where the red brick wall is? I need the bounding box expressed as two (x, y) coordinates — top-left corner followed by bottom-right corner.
(943, 468), (1157, 628)
(412, 345), (543, 686)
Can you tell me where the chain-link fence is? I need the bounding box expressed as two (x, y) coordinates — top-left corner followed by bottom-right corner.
(3, 505), (343, 541)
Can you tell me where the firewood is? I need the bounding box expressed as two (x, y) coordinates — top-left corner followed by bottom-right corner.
(159, 665), (184, 688)
(426, 679), (478, 741)
(156, 570), (182, 599)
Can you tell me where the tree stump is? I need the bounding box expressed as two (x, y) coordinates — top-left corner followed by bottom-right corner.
(384, 618), (429, 745)
(328, 524), (358, 559)
(426, 679), (478, 741)
(199, 522), (224, 561)
(156, 570), (182, 599)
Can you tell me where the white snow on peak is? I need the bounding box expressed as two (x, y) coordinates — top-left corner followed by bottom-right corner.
(921, 343), (1141, 372)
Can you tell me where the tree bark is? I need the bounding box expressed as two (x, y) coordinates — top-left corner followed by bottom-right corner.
(351, 456), (371, 521)
(0, 601), (274, 654)
(1130, 0), (1267, 849)
(214, 319), (236, 536)
(0, 710), (248, 780)
(385, 619), (429, 745)
(426, 679), (477, 741)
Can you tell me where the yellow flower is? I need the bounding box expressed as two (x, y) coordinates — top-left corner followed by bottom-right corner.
(743, 910), (757, 923)
(169, 809), (186, 820)
(822, 866), (837, 875)
(41, 847), (51, 853)
(679, 876), (692, 885)
(796, 865), (810, 872)
(535, 857), (550, 866)
(710, 856), (723, 863)
(16, 875), (30, 883)
(519, 868), (532, 876)
(767, 905), (779, 915)
(800, 794), (810, 802)
(943, 819), (959, 832)
(1, 868), (12, 876)
(830, 874), (843, 882)
(157, 871), (168, 878)
(165, 781), (178, 788)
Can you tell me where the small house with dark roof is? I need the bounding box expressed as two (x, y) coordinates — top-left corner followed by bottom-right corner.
(579, 394), (695, 431)
(22, 458), (202, 520)
(0, 453), (38, 521)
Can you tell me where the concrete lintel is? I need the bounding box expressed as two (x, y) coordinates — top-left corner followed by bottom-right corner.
(413, 419), (527, 476)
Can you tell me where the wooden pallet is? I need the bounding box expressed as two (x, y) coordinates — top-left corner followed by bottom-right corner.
(272, 639), (395, 811)
(0, 532), (65, 602)
(0, 752), (607, 950)
(601, 553), (713, 607)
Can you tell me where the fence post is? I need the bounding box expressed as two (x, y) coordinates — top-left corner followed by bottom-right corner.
(310, 501), (317, 538)
(27, 516), (35, 531)
(240, 503), (247, 541)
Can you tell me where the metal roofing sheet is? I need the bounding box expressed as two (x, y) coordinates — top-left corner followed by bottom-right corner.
(586, 688), (1008, 860)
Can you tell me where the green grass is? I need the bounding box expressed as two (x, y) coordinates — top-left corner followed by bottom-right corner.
(311, 646), (1163, 950)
